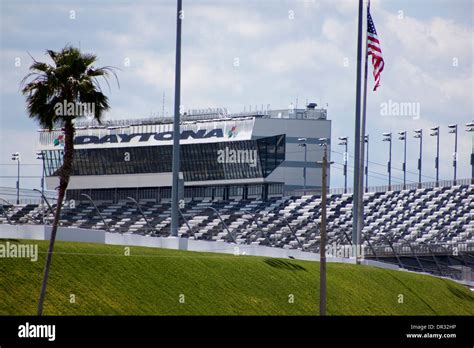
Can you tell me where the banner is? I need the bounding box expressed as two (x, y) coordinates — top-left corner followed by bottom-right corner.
(37, 118), (256, 150)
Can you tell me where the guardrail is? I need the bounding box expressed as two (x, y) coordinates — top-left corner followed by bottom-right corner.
(285, 178), (472, 196)
(364, 242), (474, 257)
(0, 187), (57, 205)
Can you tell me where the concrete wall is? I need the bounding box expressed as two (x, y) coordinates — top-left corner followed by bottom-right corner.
(0, 224), (45, 240)
(0, 224), (356, 264)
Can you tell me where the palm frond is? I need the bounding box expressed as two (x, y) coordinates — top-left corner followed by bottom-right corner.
(21, 45), (119, 128)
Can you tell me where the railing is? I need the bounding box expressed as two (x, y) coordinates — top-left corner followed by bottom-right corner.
(363, 241), (474, 281)
(364, 242), (474, 257)
(0, 187), (57, 205)
(285, 178), (472, 197)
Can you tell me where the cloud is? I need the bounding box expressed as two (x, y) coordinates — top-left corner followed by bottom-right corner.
(0, 0), (472, 189)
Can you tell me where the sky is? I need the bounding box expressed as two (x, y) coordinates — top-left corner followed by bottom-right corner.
(0, 0), (473, 191)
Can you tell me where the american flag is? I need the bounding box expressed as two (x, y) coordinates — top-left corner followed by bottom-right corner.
(367, 7), (384, 91)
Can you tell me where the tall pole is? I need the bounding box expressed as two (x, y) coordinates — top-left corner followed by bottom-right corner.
(338, 136), (348, 194)
(320, 142), (328, 316)
(388, 136), (392, 190)
(356, 0), (370, 258)
(403, 134), (406, 189)
(419, 132), (423, 188)
(17, 158), (20, 205)
(398, 131), (406, 190)
(430, 127), (439, 187)
(298, 138), (308, 194)
(351, 0), (364, 258)
(41, 160), (45, 205)
(304, 145), (307, 194)
(436, 131), (439, 186)
(170, 0), (183, 237)
(344, 141), (348, 194)
(467, 122), (474, 184)
(12, 153), (21, 205)
(453, 125), (458, 185)
(365, 135), (369, 192)
(414, 129), (423, 189)
(383, 133), (392, 190)
(403, 135), (406, 189)
(37, 151), (45, 208)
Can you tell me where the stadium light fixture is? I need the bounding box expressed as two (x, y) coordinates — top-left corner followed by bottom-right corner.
(36, 151), (45, 209)
(447, 124), (458, 185)
(466, 122), (474, 184)
(338, 136), (349, 193)
(413, 129), (423, 188)
(382, 133), (392, 190)
(11, 152), (20, 204)
(429, 126), (440, 186)
(398, 131), (407, 189)
(298, 138), (308, 194)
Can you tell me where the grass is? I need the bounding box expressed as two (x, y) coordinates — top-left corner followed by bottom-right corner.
(0, 239), (473, 315)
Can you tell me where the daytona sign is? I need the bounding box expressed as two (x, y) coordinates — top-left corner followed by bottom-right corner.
(37, 118), (256, 149)
(74, 129), (224, 145)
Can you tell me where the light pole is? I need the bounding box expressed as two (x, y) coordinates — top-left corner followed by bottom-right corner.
(448, 124), (458, 185)
(33, 189), (54, 222)
(126, 197), (155, 235)
(466, 122), (474, 184)
(11, 152), (20, 204)
(298, 138), (308, 194)
(36, 151), (45, 207)
(413, 129), (423, 189)
(207, 206), (236, 243)
(81, 193), (111, 232)
(364, 135), (369, 192)
(170, 0), (183, 237)
(430, 126), (440, 187)
(338, 136), (348, 193)
(316, 137), (333, 316)
(382, 133), (392, 190)
(398, 131), (407, 190)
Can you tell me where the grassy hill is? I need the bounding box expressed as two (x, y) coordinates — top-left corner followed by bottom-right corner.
(1, 239), (473, 315)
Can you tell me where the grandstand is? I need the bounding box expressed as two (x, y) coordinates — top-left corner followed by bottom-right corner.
(1, 180), (472, 281)
(1, 106), (473, 284)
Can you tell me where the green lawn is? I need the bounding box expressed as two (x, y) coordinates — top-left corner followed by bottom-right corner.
(1, 239), (473, 315)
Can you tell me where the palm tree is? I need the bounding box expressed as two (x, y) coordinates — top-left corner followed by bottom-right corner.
(21, 46), (118, 315)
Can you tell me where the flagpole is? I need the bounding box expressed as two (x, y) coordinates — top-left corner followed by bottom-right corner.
(352, 0), (364, 260)
(171, 0), (182, 237)
(356, 0), (370, 263)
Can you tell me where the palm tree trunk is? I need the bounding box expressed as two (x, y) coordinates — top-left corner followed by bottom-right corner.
(37, 120), (74, 316)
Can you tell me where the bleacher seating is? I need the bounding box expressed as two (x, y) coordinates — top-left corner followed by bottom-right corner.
(1, 185), (472, 253)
